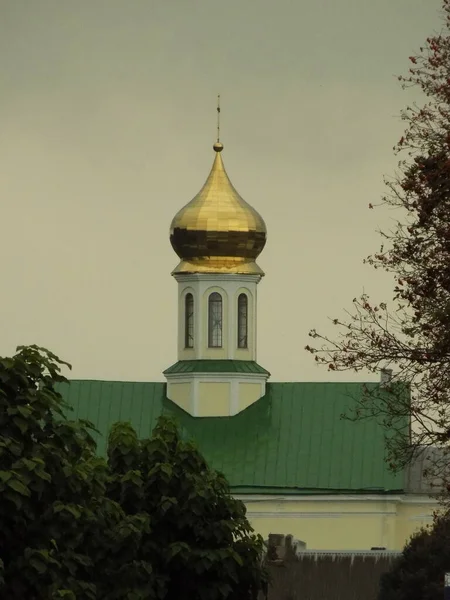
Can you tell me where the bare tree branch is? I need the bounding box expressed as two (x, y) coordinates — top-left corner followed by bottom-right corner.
(306, 2), (450, 489)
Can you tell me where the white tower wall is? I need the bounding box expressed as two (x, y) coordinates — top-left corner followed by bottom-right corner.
(174, 273), (260, 362)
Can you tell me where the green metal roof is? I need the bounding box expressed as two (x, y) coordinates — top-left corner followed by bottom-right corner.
(163, 360), (270, 375)
(58, 381), (405, 495)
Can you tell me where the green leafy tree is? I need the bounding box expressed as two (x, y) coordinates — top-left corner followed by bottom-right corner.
(107, 418), (268, 600)
(0, 344), (149, 599)
(378, 511), (450, 600)
(306, 0), (450, 479)
(0, 345), (267, 600)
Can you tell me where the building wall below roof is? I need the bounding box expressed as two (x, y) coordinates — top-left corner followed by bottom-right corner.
(166, 376), (267, 416)
(239, 382), (262, 411)
(168, 382), (191, 413)
(238, 495), (436, 551)
(198, 382), (230, 416)
(394, 498), (436, 547)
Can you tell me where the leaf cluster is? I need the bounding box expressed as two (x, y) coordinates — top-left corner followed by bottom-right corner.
(378, 510), (450, 600)
(0, 345), (267, 600)
(106, 418), (268, 600)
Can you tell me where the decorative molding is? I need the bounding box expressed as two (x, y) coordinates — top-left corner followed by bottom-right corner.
(246, 511), (398, 519)
(235, 494), (437, 505)
(297, 550), (401, 557)
(165, 372), (267, 383)
(196, 372), (267, 382)
(399, 495), (438, 505)
(174, 273), (262, 284)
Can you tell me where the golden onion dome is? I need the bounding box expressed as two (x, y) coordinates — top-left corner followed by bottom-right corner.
(170, 142), (267, 275)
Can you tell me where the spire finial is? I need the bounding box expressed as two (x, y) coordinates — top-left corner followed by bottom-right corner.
(217, 94), (221, 142)
(213, 94), (223, 152)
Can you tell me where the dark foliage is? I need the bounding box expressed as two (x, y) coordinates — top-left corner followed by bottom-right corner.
(0, 345), (267, 599)
(378, 511), (450, 600)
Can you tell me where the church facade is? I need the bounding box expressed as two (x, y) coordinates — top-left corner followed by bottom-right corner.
(60, 138), (437, 551)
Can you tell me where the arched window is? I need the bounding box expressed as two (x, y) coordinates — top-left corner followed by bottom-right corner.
(237, 293), (248, 349)
(208, 292), (223, 348)
(184, 293), (194, 348)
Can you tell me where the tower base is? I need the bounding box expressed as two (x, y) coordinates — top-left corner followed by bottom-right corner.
(164, 360), (269, 417)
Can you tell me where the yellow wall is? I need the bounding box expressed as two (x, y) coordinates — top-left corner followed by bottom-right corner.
(198, 381), (230, 417)
(394, 501), (435, 549)
(239, 382), (262, 411)
(178, 347), (196, 361)
(168, 382), (191, 413)
(235, 348), (252, 360)
(241, 497), (436, 551)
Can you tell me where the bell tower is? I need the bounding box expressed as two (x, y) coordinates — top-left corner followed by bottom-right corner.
(164, 110), (269, 417)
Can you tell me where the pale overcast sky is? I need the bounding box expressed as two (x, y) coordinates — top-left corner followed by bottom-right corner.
(0, 0), (442, 382)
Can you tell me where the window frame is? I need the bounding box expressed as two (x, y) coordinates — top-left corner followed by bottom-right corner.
(208, 292), (223, 348)
(237, 293), (248, 349)
(184, 292), (194, 348)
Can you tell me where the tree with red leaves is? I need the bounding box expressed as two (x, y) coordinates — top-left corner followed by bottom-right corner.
(306, 1), (450, 481)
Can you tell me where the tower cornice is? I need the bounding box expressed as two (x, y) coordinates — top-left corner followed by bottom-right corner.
(173, 272), (262, 284)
